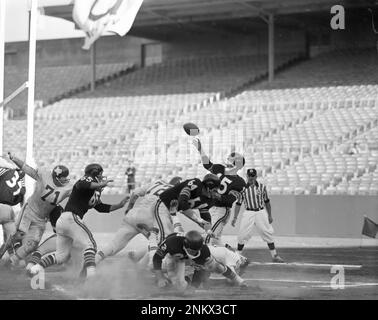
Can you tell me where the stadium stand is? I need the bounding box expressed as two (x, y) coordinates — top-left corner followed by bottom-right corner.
(4, 63), (135, 117)
(4, 50), (378, 195)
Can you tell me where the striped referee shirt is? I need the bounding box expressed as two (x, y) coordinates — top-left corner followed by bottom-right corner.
(241, 181), (269, 211)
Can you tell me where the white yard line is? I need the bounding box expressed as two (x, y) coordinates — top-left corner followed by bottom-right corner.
(249, 262), (362, 269)
(210, 276), (330, 284)
(300, 283), (378, 289)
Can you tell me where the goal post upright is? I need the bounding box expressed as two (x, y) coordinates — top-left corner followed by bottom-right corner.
(26, 0), (38, 165)
(0, 0), (6, 156)
(25, 0), (38, 198)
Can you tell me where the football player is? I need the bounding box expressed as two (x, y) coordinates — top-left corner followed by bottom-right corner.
(0, 157), (26, 207)
(168, 201), (250, 288)
(153, 230), (247, 292)
(95, 176), (183, 265)
(6, 153), (71, 267)
(29, 164), (129, 280)
(192, 138), (246, 245)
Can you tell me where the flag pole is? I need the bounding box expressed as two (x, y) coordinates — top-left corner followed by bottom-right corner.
(0, 0), (6, 156)
(25, 0), (38, 199)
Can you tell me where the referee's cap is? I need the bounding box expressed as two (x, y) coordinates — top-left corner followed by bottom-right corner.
(247, 168), (257, 177)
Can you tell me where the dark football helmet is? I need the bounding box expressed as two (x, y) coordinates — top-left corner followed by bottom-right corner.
(52, 165), (70, 187)
(183, 230), (203, 258)
(169, 176), (183, 186)
(84, 163), (104, 182)
(202, 173), (220, 190)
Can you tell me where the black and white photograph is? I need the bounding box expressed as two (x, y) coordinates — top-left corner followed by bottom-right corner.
(0, 0), (377, 306)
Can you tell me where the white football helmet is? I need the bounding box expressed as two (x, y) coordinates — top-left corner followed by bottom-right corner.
(225, 152), (245, 171)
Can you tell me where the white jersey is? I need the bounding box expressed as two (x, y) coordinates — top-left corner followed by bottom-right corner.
(133, 180), (172, 210)
(125, 180), (172, 228)
(27, 169), (70, 219)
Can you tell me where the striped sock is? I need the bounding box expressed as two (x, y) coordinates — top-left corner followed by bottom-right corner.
(83, 248), (96, 268)
(29, 251), (42, 265)
(39, 253), (57, 269)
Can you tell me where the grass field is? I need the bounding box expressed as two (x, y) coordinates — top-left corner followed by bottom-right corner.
(0, 234), (377, 300)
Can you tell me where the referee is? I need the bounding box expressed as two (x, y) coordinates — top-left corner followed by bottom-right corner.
(231, 168), (284, 263)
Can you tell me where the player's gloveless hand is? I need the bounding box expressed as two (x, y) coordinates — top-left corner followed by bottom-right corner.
(268, 215), (273, 224)
(192, 137), (202, 152)
(120, 195), (130, 207)
(231, 219), (237, 227)
(102, 179), (114, 187)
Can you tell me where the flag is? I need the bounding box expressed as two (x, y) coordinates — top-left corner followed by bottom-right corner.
(362, 216), (378, 238)
(72, 0), (144, 50)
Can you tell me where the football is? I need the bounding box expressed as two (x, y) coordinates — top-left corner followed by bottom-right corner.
(183, 122), (200, 136)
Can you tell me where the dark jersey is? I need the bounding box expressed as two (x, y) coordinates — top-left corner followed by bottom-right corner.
(203, 162), (246, 207)
(64, 176), (111, 219)
(153, 233), (212, 270)
(0, 168), (25, 206)
(159, 178), (215, 216)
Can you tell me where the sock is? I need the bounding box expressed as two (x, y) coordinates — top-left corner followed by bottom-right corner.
(86, 266), (96, 278)
(222, 266), (236, 280)
(237, 243), (244, 252)
(39, 253), (57, 269)
(29, 251), (42, 265)
(268, 243), (277, 257)
(83, 248), (96, 268)
(149, 229), (159, 250)
(172, 216), (184, 233)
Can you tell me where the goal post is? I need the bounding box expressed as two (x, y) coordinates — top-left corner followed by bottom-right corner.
(0, 0), (5, 156)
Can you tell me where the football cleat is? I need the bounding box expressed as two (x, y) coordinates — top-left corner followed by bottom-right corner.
(29, 264), (44, 275)
(238, 257), (250, 276)
(272, 255), (285, 263)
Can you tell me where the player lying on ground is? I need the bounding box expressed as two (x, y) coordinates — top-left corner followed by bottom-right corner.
(192, 138), (246, 246)
(29, 164), (129, 280)
(95, 177), (183, 265)
(6, 153), (72, 267)
(232, 168), (284, 263)
(127, 174), (236, 270)
(0, 157), (26, 207)
(169, 200), (250, 289)
(153, 230), (247, 292)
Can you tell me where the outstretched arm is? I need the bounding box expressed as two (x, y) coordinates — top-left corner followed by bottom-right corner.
(8, 152), (39, 180)
(95, 195), (130, 213)
(192, 137), (213, 169)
